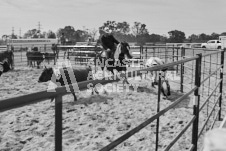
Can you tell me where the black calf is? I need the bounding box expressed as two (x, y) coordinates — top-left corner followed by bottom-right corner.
(38, 67), (98, 101)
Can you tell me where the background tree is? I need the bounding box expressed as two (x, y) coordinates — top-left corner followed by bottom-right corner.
(99, 20), (117, 32)
(132, 22), (149, 45)
(99, 21), (131, 42)
(47, 30), (56, 39)
(149, 34), (162, 43)
(57, 26), (76, 44)
(188, 34), (199, 42)
(74, 29), (89, 42)
(23, 29), (37, 38)
(11, 34), (17, 39)
(23, 29), (45, 38)
(210, 32), (220, 39)
(160, 35), (168, 43)
(132, 22), (148, 36)
(116, 21), (130, 34)
(3, 20), (224, 44)
(198, 33), (210, 42)
(168, 30), (186, 43)
(87, 28), (98, 41)
(220, 32), (226, 36)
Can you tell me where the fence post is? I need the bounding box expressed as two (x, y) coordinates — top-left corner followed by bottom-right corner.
(67, 48), (69, 60)
(165, 46), (167, 63)
(44, 44), (46, 52)
(139, 46), (142, 60)
(94, 51), (97, 73)
(56, 45), (59, 59)
(156, 70), (162, 151)
(11, 45), (15, 69)
(172, 46), (175, 62)
(139, 46), (142, 69)
(192, 53), (202, 151)
(219, 49), (225, 121)
(55, 95), (63, 151)
(180, 47), (185, 92)
(176, 47), (179, 73)
(21, 45), (22, 62)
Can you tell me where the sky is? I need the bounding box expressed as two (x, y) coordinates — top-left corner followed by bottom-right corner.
(1, 0), (226, 38)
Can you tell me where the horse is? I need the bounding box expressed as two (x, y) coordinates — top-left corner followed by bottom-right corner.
(89, 42), (133, 84)
(145, 57), (171, 97)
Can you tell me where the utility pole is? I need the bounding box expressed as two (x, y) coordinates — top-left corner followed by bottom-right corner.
(12, 27), (14, 38)
(37, 21), (42, 38)
(19, 28), (21, 39)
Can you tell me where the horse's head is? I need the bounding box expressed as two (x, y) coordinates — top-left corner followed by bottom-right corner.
(120, 42), (133, 59)
(38, 67), (54, 82)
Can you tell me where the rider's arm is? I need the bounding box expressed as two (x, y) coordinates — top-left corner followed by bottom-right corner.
(101, 43), (108, 50)
(110, 35), (119, 45)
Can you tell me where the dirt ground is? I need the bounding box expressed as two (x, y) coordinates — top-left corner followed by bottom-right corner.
(0, 55), (226, 151)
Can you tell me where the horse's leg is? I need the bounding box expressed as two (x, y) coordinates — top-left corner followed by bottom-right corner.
(106, 66), (114, 76)
(122, 70), (129, 85)
(123, 78), (129, 85)
(154, 71), (159, 85)
(37, 61), (41, 69)
(72, 93), (77, 101)
(150, 71), (156, 88)
(93, 86), (99, 94)
(160, 80), (167, 97)
(165, 80), (171, 96)
(161, 86), (167, 96)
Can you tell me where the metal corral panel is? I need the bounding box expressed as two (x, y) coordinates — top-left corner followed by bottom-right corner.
(219, 116), (226, 128)
(0, 45), (7, 52)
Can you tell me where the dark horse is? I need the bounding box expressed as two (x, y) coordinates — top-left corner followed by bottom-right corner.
(94, 33), (133, 83)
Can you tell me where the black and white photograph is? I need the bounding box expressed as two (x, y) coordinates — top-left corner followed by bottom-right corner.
(1, 0), (226, 151)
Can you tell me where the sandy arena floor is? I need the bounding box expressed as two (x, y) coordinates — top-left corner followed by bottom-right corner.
(0, 64), (225, 151)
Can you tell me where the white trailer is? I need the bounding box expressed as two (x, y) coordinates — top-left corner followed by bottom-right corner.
(7, 38), (58, 51)
(219, 36), (226, 49)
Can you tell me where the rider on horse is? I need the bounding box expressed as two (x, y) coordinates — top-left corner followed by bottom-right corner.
(99, 28), (119, 59)
(96, 28), (132, 84)
(95, 28), (120, 73)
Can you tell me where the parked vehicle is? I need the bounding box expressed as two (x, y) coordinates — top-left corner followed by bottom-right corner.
(201, 40), (221, 49)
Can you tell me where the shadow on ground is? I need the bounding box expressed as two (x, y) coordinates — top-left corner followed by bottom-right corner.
(167, 90), (192, 108)
(70, 95), (113, 106)
(64, 85), (158, 106)
(128, 85), (158, 94)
